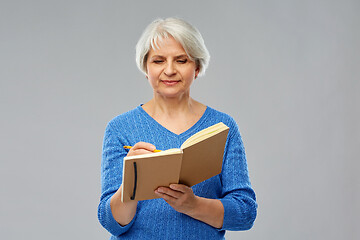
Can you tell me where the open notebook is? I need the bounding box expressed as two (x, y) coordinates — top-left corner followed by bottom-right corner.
(121, 122), (229, 202)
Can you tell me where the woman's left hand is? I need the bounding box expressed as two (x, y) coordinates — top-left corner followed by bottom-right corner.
(155, 184), (224, 228)
(155, 184), (199, 215)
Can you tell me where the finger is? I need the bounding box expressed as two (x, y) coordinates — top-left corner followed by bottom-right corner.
(128, 149), (154, 156)
(155, 187), (183, 199)
(132, 142), (156, 152)
(169, 184), (191, 193)
(155, 190), (176, 201)
(127, 142), (157, 156)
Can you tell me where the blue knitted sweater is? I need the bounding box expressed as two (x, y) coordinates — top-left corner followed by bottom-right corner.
(98, 105), (257, 239)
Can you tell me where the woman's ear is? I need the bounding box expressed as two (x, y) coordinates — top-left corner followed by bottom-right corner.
(195, 68), (200, 79)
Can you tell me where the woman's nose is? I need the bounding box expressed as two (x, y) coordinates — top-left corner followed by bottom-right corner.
(164, 62), (176, 76)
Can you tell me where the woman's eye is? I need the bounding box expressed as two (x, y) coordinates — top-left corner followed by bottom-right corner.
(153, 60), (164, 63)
(177, 59), (187, 64)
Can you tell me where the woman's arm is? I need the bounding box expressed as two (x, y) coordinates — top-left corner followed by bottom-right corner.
(218, 119), (257, 231)
(110, 185), (138, 226)
(98, 122), (158, 236)
(110, 142), (158, 225)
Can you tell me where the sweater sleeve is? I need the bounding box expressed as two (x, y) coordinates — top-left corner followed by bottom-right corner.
(97, 123), (136, 236)
(218, 119), (257, 231)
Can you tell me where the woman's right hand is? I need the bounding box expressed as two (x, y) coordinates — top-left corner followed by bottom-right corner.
(126, 142), (157, 157)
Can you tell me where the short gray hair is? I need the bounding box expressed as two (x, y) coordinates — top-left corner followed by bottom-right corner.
(135, 17), (210, 77)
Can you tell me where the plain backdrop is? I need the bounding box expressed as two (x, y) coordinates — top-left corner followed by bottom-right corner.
(1, 0), (359, 239)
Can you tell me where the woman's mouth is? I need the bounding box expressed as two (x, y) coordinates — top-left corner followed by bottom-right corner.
(161, 80), (180, 86)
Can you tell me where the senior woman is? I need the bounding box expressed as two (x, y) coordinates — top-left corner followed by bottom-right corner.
(98, 17), (257, 239)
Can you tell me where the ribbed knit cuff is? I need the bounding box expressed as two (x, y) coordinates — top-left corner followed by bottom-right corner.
(218, 197), (256, 231)
(218, 198), (234, 231)
(104, 197), (135, 236)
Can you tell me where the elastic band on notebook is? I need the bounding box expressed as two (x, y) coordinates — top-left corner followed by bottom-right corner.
(130, 162), (137, 200)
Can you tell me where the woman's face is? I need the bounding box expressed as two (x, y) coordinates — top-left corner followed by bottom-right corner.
(146, 36), (199, 99)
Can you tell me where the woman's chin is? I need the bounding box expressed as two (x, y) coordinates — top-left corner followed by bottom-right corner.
(155, 90), (188, 99)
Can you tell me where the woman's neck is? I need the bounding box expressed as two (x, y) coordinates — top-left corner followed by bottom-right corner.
(142, 94), (207, 135)
(144, 96), (195, 117)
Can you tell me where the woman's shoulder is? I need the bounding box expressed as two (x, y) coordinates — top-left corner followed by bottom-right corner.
(106, 105), (143, 130)
(205, 106), (238, 128)
(204, 106), (243, 140)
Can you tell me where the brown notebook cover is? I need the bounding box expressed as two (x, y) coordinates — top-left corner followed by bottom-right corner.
(121, 122), (229, 202)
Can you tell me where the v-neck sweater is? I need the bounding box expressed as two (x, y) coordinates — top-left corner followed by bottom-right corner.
(98, 105), (257, 239)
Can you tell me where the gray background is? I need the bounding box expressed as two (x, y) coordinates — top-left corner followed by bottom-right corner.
(1, 0), (359, 239)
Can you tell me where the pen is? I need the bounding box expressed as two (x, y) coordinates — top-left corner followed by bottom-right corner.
(123, 146), (162, 152)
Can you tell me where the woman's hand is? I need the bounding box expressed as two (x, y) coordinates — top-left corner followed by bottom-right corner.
(155, 184), (224, 228)
(126, 142), (157, 156)
(155, 184), (199, 215)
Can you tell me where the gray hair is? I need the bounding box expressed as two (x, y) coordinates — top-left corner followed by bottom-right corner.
(135, 17), (210, 77)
